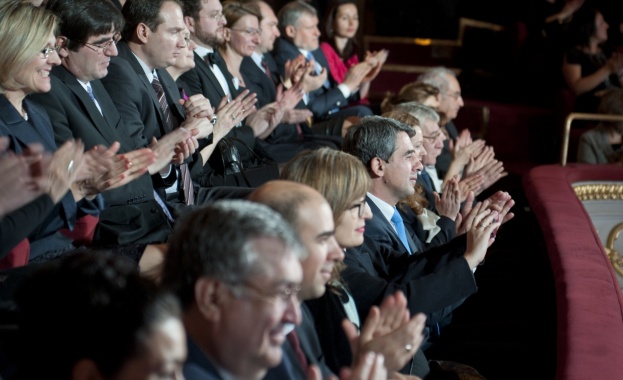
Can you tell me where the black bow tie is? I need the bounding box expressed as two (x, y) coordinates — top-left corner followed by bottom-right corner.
(205, 52), (220, 67)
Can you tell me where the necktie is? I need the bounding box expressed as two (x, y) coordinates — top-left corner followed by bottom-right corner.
(420, 169), (434, 191)
(85, 83), (102, 115)
(151, 76), (195, 206)
(286, 330), (309, 373)
(261, 58), (271, 78)
(391, 206), (412, 254)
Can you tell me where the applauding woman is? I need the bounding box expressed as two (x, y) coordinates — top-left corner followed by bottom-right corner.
(320, 0), (388, 105)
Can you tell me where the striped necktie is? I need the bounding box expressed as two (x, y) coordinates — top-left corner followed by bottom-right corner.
(151, 76), (195, 206)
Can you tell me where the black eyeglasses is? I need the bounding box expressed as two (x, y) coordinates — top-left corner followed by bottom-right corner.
(350, 199), (367, 218)
(74, 33), (121, 54)
(40, 45), (61, 58)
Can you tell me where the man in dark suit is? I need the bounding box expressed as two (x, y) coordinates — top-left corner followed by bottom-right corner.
(101, 0), (219, 210)
(273, 1), (374, 137)
(239, 0), (341, 162)
(250, 180), (405, 379)
(341, 116), (502, 362)
(160, 200), (305, 380)
(249, 181), (341, 379)
(30, 0), (175, 246)
(178, 0), (292, 165)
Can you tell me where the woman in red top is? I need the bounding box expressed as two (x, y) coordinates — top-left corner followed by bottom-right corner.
(320, 0), (388, 105)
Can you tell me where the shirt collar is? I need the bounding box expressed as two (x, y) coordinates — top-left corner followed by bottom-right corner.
(367, 192), (395, 224)
(131, 52), (154, 83)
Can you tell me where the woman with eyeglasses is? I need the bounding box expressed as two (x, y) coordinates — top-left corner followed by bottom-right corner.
(218, 0), (304, 140)
(281, 147), (428, 378)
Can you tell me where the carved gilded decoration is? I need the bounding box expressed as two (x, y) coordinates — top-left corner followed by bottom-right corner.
(573, 183), (623, 201)
(606, 222), (623, 277)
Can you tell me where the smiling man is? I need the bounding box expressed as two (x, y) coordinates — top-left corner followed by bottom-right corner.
(161, 200), (305, 380)
(30, 0), (176, 247)
(248, 180), (345, 379)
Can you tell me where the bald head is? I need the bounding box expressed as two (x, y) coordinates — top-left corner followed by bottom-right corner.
(248, 180), (327, 228)
(249, 180), (341, 301)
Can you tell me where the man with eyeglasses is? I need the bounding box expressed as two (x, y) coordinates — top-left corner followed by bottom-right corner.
(160, 200), (306, 380)
(30, 0), (178, 247)
(416, 67), (464, 178)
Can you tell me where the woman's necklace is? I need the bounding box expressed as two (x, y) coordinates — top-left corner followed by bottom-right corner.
(21, 107), (28, 121)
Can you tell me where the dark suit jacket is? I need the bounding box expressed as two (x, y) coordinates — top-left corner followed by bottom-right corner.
(304, 287), (352, 375)
(240, 55), (342, 163)
(271, 38), (350, 119)
(180, 51), (234, 105)
(101, 41), (207, 192)
(183, 337), (222, 380)
(29, 65), (173, 245)
(0, 96), (98, 259)
(342, 196), (475, 324)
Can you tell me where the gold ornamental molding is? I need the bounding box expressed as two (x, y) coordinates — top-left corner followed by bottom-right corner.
(573, 183), (623, 201)
(605, 222), (623, 277)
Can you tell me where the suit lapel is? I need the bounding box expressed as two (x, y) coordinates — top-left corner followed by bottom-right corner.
(53, 66), (119, 147)
(0, 97), (56, 152)
(117, 42), (167, 132)
(366, 196), (420, 254)
(194, 52), (227, 100)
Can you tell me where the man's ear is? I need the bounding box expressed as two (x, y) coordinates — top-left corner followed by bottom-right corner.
(56, 36), (69, 58)
(184, 15), (195, 33)
(195, 278), (227, 322)
(370, 156), (384, 178)
(284, 24), (296, 40)
(135, 22), (150, 44)
(72, 359), (105, 380)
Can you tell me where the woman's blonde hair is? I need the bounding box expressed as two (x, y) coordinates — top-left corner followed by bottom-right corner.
(281, 147), (370, 291)
(281, 147), (371, 224)
(0, 1), (57, 93)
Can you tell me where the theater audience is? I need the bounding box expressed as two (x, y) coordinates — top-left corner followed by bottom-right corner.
(381, 111), (461, 248)
(562, 4), (623, 112)
(276, 153), (428, 377)
(341, 115), (504, 375)
(14, 251), (186, 379)
(392, 102), (505, 200)
(320, 0), (388, 106)
(218, 0), (304, 140)
(577, 87), (623, 164)
(273, 0), (374, 138)
(0, 1), (152, 264)
(238, 0), (342, 163)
